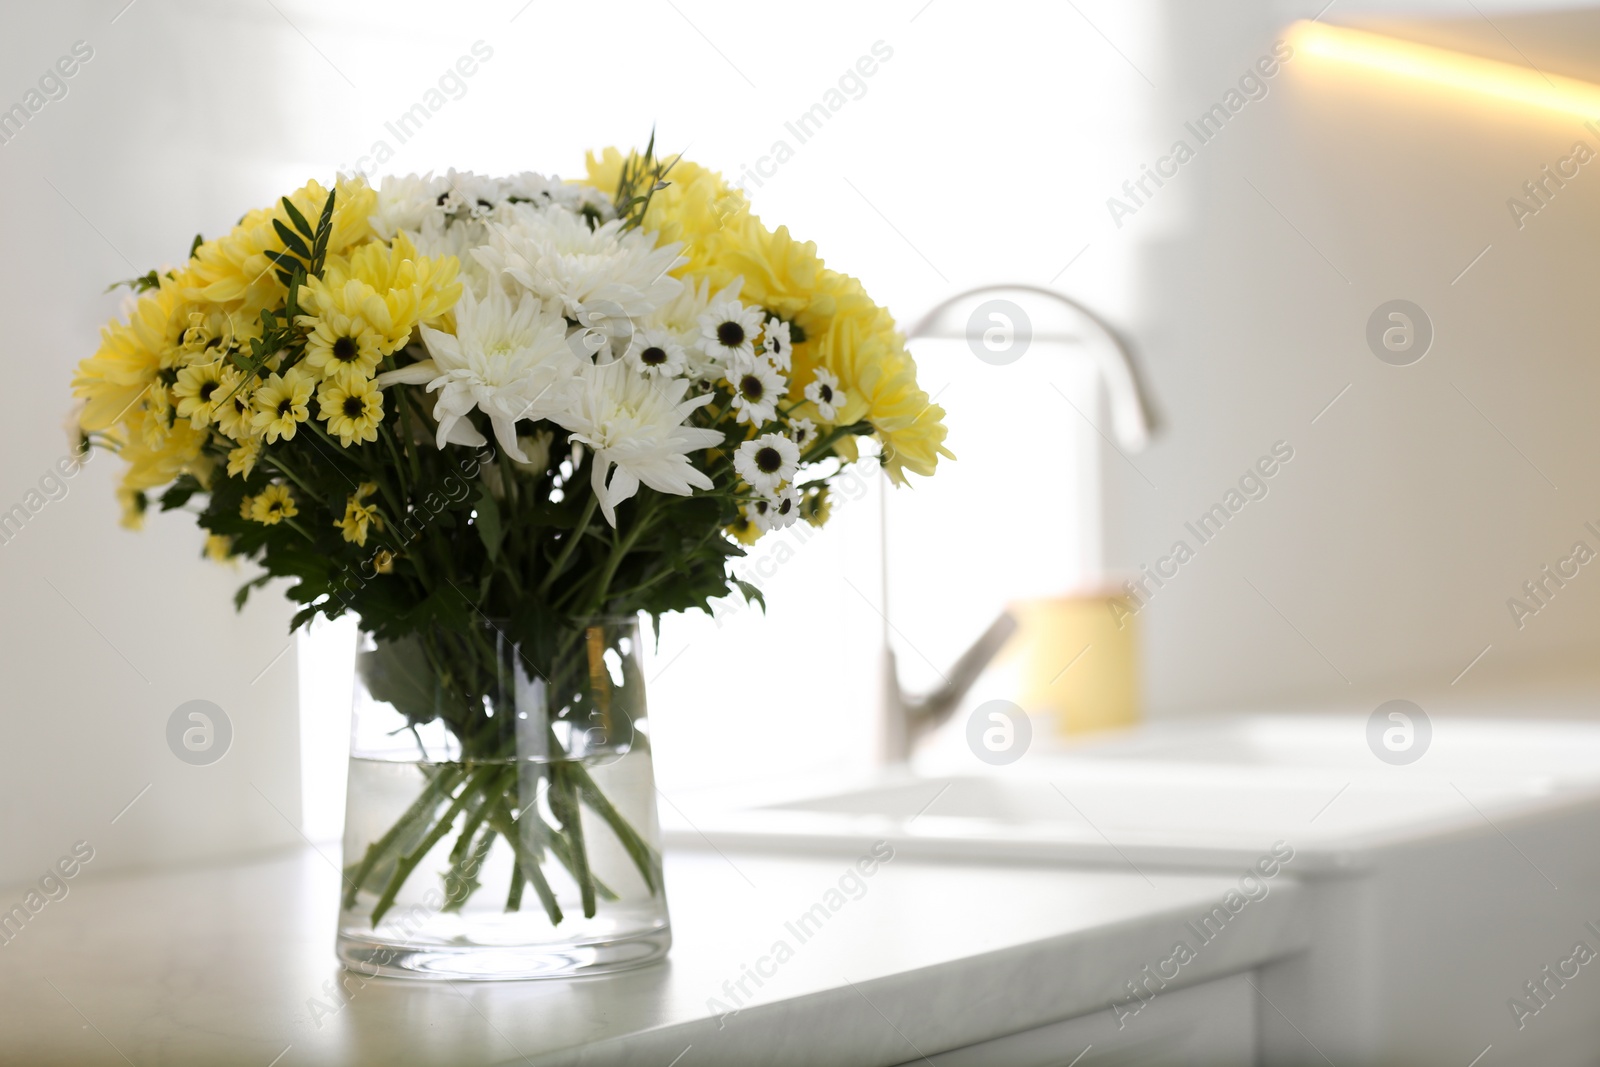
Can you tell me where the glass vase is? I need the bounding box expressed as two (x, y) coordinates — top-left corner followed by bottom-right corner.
(336, 614), (670, 980)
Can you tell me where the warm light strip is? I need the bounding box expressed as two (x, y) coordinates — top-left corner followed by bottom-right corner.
(1289, 20), (1600, 119)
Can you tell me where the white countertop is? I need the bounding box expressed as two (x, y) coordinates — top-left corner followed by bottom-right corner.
(0, 844), (1306, 1066)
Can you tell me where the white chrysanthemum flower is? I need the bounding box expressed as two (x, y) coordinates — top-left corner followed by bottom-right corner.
(733, 433), (799, 495)
(728, 357), (785, 426)
(556, 360), (723, 526)
(788, 416), (817, 451)
(624, 327), (688, 379)
(768, 484), (799, 530)
(763, 318), (792, 372)
(374, 287), (579, 462)
(700, 289), (765, 371)
(805, 368), (845, 422)
(475, 208), (685, 334)
(369, 174), (444, 240)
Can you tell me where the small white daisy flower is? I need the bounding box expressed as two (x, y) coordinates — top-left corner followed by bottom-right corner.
(763, 318), (793, 372)
(700, 295), (765, 371)
(743, 497), (774, 532)
(805, 368), (845, 421)
(767, 484), (799, 530)
(728, 357), (785, 426)
(734, 433), (799, 495)
(437, 169), (504, 219)
(624, 328), (688, 378)
(787, 416), (817, 451)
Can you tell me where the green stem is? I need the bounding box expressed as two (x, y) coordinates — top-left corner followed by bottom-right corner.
(343, 764), (465, 909)
(539, 494), (598, 595)
(368, 766), (492, 925)
(265, 449), (320, 502)
(485, 801), (563, 926)
(505, 861), (526, 912)
(549, 764), (597, 918)
(572, 761), (662, 896)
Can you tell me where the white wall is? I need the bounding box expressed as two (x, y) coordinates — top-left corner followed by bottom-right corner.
(1106, 2), (1600, 716)
(0, 3), (306, 885)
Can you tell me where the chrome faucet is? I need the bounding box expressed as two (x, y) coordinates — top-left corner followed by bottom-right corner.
(878, 285), (1156, 765)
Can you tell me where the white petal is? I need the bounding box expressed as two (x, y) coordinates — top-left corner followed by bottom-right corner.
(373, 359), (441, 389)
(419, 324), (464, 369)
(436, 412), (487, 451)
(603, 464), (641, 515)
(489, 415), (528, 464)
(590, 457), (620, 527)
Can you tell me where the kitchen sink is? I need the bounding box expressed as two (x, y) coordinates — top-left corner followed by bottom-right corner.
(662, 715), (1600, 873)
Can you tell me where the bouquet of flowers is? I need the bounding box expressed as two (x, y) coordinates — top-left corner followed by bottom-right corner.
(71, 141), (949, 975)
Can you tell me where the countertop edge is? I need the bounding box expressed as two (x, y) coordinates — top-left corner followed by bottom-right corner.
(528, 880), (1310, 1067)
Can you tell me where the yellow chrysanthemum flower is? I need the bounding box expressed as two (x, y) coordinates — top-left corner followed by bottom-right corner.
(227, 436), (261, 479)
(72, 274), (187, 434)
(170, 305), (252, 370)
(335, 482), (382, 547)
(800, 485), (832, 527)
(213, 367), (259, 442)
(318, 376), (384, 447)
(709, 214), (829, 327)
(139, 386), (176, 449)
(204, 534), (234, 562)
(249, 484), (298, 525)
(298, 233), (462, 373)
(251, 367), (314, 443)
(171, 360), (225, 428)
(118, 413), (208, 491)
(299, 300), (388, 382)
(725, 514), (762, 546)
(186, 176), (377, 318)
(809, 295), (953, 484)
(116, 486), (147, 531)
(345, 231), (462, 326)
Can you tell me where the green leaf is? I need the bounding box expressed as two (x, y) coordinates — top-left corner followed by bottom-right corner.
(309, 188), (337, 275)
(473, 486), (504, 563)
(233, 573), (273, 611)
(159, 475), (203, 512)
(104, 269), (160, 295)
(358, 635), (443, 726)
(189, 233), (204, 258)
(284, 268), (305, 321)
(732, 579), (766, 613)
(272, 219), (311, 259)
(281, 196), (314, 240)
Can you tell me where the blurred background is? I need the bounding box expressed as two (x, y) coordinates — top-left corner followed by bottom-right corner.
(4, 0), (1600, 882)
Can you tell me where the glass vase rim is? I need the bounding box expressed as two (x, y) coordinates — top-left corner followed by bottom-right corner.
(347, 751), (640, 768)
(355, 611), (644, 638)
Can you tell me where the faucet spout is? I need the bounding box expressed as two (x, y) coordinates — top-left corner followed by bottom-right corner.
(880, 610), (1019, 765)
(903, 284), (1157, 452)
